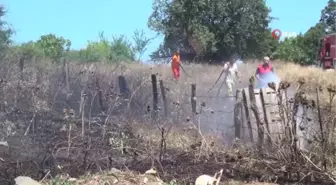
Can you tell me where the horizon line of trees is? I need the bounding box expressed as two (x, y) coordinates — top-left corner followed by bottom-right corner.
(0, 0), (335, 65)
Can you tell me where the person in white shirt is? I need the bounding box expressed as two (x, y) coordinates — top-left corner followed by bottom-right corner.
(208, 56), (242, 97)
(222, 59), (241, 96)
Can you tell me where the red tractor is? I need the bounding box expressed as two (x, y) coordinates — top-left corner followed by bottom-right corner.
(319, 33), (336, 70)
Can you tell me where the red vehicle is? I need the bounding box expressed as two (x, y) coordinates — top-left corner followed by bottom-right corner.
(319, 33), (336, 70)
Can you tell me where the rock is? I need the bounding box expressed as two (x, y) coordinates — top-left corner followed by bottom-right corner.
(14, 176), (41, 185)
(110, 167), (121, 173)
(0, 141), (8, 147)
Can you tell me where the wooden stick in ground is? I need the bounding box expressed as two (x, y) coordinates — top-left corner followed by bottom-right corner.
(159, 80), (168, 118)
(191, 83), (197, 114)
(234, 89), (243, 139)
(316, 87), (327, 170)
(260, 88), (272, 145)
(248, 78), (264, 151)
(242, 88), (254, 142)
(151, 74), (159, 121)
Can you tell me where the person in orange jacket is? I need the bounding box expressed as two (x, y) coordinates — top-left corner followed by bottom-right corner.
(171, 51), (181, 80)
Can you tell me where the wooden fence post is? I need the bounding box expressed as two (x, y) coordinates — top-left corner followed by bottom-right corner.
(159, 80), (168, 118)
(234, 89), (243, 139)
(151, 74), (159, 121)
(316, 88), (326, 170)
(248, 81), (264, 150)
(118, 75), (130, 98)
(260, 89), (272, 145)
(242, 88), (254, 142)
(191, 83), (196, 114)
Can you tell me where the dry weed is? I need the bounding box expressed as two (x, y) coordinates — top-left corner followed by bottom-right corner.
(0, 57), (335, 185)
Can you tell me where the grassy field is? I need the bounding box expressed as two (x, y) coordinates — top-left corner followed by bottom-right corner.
(2, 59), (336, 185)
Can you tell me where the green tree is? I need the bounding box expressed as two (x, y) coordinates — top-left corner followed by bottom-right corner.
(320, 0), (336, 34)
(273, 1), (334, 64)
(249, 29), (279, 59)
(148, 0), (274, 61)
(79, 32), (111, 62)
(36, 34), (71, 63)
(273, 35), (308, 64)
(0, 5), (13, 57)
(109, 35), (135, 63)
(66, 50), (82, 61)
(132, 29), (153, 61)
(302, 0), (335, 63)
(302, 23), (326, 64)
(15, 41), (44, 61)
(77, 32), (135, 63)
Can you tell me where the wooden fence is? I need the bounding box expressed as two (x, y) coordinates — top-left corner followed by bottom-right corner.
(148, 74), (314, 150)
(234, 83), (286, 147)
(234, 83), (320, 152)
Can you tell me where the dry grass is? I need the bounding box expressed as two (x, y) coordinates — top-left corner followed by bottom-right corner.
(114, 59), (336, 94)
(1, 57), (336, 185)
(42, 170), (279, 185)
(42, 170), (164, 185)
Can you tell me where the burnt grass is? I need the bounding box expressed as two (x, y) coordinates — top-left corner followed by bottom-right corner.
(0, 62), (334, 185)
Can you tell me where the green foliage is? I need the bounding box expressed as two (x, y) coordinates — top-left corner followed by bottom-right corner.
(16, 41), (44, 61)
(148, 0), (275, 60)
(272, 1), (334, 65)
(133, 29), (153, 61)
(51, 177), (75, 185)
(273, 36), (308, 64)
(109, 35), (135, 63)
(320, 0), (336, 33)
(168, 180), (180, 185)
(66, 49), (82, 61)
(2, 1), (334, 64)
(302, 23), (326, 63)
(36, 34), (71, 63)
(77, 32), (137, 63)
(272, 24), (325, 65)
(0, 6), (13, 57)
(247, 29), (279, 59)
(78, 32), (111, 62)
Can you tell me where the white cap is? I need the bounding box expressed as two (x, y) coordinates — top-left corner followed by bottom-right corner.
(263, 56), (270, 61)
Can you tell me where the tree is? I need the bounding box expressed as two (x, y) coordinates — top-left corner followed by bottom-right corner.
(302, 23), (326, 64)
(132, 29), (153, 61)
(109, 35), (135, 63)
(148, 0), (274, 61)
(272, 1), (334, 64)
(272, 24), (325, 65)
(273, 35), (308, 64)
(79, 32), (111, 62)
(77, 32), (135, 63)
(0, 6), (13, 58)
(15, 41), (44, 62)
(320, 0), (336, 34)
(36, 34), (71, 63)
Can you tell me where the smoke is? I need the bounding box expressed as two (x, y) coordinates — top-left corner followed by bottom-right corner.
(255, 72), (281, 89)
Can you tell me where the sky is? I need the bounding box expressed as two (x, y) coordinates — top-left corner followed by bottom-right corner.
(2, 0), (330, 61)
